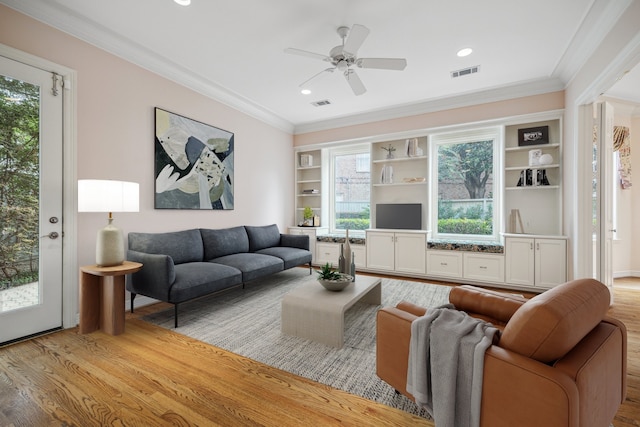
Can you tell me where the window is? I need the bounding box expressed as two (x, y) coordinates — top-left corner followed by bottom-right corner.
(329, 144), (370, 233)
(430, 128), (501, 241)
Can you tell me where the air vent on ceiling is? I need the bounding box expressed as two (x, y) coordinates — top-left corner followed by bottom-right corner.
(311, 99), (332, 107)
(451, 65), (480, 78)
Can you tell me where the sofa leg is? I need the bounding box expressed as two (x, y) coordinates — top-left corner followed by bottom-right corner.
(174, 304), (179, 328)
(308, 262), (312, 275)
(130, 293), (136, 313)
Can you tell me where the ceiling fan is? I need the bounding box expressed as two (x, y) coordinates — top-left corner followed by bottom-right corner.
(284, 24), (407, 96)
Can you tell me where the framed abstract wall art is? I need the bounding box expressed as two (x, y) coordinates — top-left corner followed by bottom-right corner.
(154, 107), (234, 210)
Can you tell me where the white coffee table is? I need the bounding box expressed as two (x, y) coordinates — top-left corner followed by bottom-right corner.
(281, 275), (382, 348)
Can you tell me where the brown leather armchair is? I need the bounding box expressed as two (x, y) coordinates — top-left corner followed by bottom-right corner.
(376, 279), (627, 427)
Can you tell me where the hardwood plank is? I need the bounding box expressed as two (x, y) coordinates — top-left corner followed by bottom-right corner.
(1, 276), (638, 426)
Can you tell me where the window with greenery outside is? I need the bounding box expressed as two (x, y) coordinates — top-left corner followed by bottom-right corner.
(332, 148), (370, 232)
(435, 137), (495, 239)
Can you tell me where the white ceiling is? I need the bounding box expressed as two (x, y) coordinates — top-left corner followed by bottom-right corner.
(2, 0), (638, 133)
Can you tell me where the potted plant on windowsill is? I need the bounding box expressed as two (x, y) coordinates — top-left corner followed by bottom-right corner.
(316, 262), (352, 292)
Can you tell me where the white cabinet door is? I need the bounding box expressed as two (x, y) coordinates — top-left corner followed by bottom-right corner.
(395, 233), (426, 274)
(535, 238), (567, 288)
(505, 236), (567, 289)
(463, 253), (505, 283)
(351, 244), (367, 268)
(426, 251), (463, 278)
(366, 231), (396, 271)
(505, 237), (535, 286)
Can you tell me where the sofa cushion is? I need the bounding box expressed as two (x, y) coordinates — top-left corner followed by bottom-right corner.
(245, 224), (281, 252)
(210, 253), (283, 282)
(201, 226), (249, 260)
(128, 229), (203, 265)
(168, 262), (242, 303)
(499, 278), (610, 363)
(256, 247), (311, 270)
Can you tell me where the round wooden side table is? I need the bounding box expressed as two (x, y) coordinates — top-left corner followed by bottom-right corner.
(79, 261), (142, 335)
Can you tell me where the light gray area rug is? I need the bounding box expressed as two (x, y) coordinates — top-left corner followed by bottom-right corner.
(142, 268), (451, 418)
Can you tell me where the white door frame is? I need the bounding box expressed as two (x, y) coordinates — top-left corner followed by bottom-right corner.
(0, 43), (78, 329)
(573, 33), (640, 282)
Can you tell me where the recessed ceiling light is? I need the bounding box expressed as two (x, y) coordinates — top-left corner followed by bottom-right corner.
(174, 0), (191, 6)
(301, 89), (311, 95)
(457, 48), (473, 57)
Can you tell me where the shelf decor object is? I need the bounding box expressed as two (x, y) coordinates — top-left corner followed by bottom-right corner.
(381, 164), (394, 184)
(381, 144), (396, 159)
(300, 154), (313, 167)
(518, 125), (549, 146)
(78, 179), (139, 267)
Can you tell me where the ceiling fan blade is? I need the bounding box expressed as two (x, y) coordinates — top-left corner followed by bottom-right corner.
(284, 48), (330, 62)
(356, 58), (407, 70)
(344, 69), (366, 96)
(342, 24), (370, 56)
(299, 67), (335, 88)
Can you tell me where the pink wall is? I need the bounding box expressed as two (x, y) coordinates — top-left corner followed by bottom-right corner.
(0, 5), (294, 268)
(294, 92), (564, 146)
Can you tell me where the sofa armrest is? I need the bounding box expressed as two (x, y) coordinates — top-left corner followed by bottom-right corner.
(396, 301), (428, 317)
(481, 346), (580, 427)
(280, 233), (309, 250)
(126, 250), (176, 301)
(376, 306), (419, 398)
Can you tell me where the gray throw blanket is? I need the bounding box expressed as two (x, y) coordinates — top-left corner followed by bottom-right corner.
(406, 304), (498, 427)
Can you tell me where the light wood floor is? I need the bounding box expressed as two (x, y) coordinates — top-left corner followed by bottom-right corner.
(0, 277), (638, 426)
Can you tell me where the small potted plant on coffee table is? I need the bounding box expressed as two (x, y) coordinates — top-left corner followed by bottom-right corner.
(316, 262), (352, 292)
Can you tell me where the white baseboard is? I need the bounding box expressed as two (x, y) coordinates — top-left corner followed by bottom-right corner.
(614, 270), (640, 279)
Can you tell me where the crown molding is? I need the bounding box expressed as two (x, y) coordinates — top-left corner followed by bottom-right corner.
(293, 78), (565, 135)
(553, 0), (632, 84)
(0, 0), (296, 134)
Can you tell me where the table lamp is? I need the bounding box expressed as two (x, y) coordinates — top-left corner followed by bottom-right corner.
(78, 179), (139, 267)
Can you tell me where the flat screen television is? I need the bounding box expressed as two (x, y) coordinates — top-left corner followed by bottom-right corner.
(375, 203), (422, 230)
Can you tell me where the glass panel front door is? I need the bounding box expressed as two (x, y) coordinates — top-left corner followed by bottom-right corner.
(0, 55), (63, 343)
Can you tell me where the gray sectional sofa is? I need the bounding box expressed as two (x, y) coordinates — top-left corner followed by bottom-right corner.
(127, 224), (312, 327)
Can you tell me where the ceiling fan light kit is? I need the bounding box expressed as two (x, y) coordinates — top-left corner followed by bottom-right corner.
(285, 24), (407, 96)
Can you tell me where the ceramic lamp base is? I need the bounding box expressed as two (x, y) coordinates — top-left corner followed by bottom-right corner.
(96, 218), (125, 267)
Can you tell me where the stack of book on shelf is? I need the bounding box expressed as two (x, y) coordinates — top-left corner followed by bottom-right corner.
(405, 138), (424, 157)
(302, 189), (319, 194)
(300, 154), (313, 167)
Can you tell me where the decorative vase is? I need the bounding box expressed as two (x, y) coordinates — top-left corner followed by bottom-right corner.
(343, 229), (352, 274)
(338, 243), (346, 274)
(350, 252), (356, 281)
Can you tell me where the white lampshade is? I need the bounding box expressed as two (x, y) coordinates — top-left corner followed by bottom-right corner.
(78, 180), (139, 267)
(78, 180), (139, 213)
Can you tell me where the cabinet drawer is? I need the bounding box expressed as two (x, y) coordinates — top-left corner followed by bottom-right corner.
(463, 253), (505, 283)
(315, 243), (340, 266)
(426, 251), (463, 278)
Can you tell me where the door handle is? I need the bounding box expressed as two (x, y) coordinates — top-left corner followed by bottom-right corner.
(42, 231), (59, 239)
